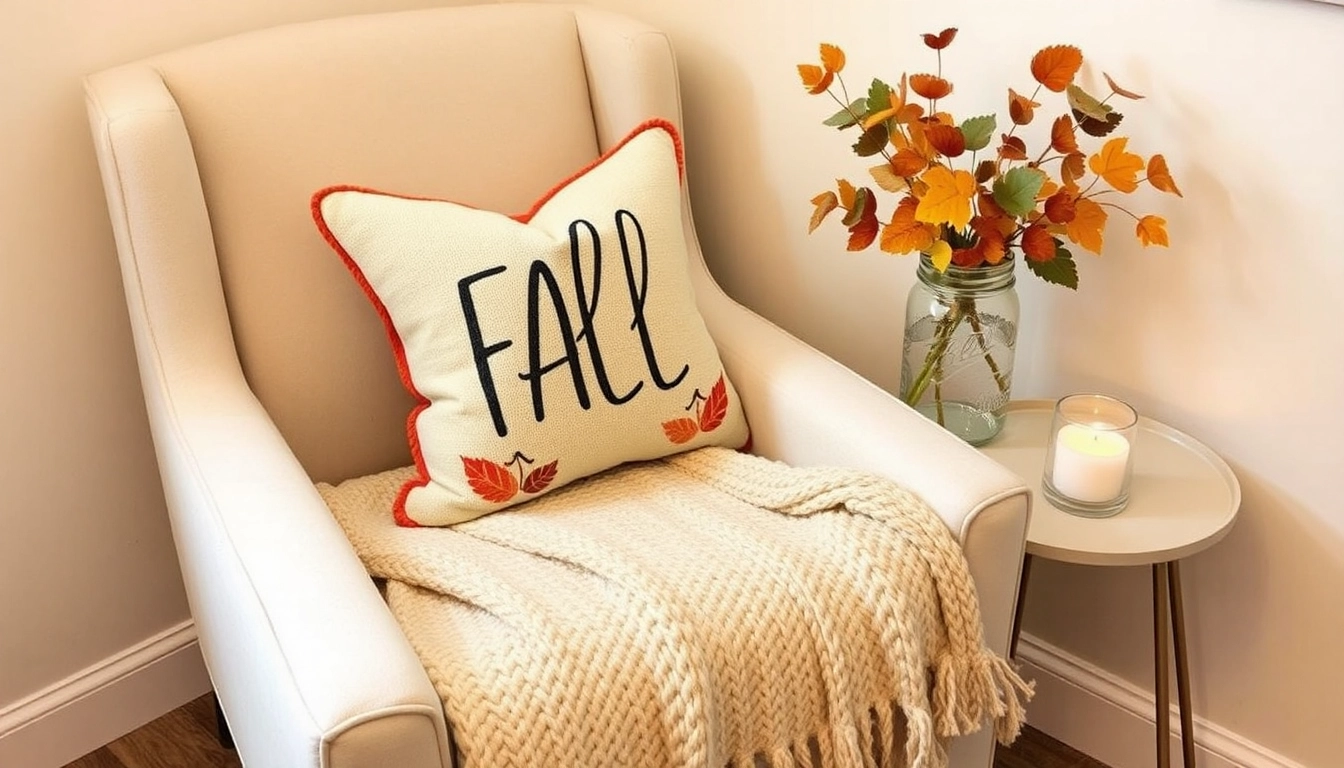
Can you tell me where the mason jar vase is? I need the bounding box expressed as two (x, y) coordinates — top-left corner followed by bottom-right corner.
(899, 255), (1019, 445)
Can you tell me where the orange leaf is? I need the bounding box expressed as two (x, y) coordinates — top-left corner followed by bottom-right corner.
(1044, 190), (1077, 223)
(921, 28), (958, 50)
(1089, 137), (1145, 193)
(521, 460), (559, 494)
(1020, 224), (1056, 262)
(1065, 197), (1108, 254)
(999, 134), (1028, 161)
(975, 159), (997, 183)
(1037, 178), (1060, 201)
(1008, 88), (1040, 126)
(909, 73), (953, 100)
(1050, 115), (1079, 154)
(1135, 215), (1169, 247)
(869, 162), (909, 193)
(699, 375), (730, 432)
(836, 179), (857, 210)
(1104, 72), (1144, 100)
(890, 148), (928, 177)
(1147, 154), (1183, 197)
(969, 217), (1008, 265)
(461, 456), (518, 504)
(880, 197), (935, 254)
(847, 204), (880, 250)
(662, 418), (700, 445)
(797, 64), (833, 95)
(809, 191), (838, 233)
(1031, 45), (1084, 92)
(1061, 151), (1087, 187)
(925, 124), (967, 158)
(819, 43), (846, 73)
(915, 165), (976, 230)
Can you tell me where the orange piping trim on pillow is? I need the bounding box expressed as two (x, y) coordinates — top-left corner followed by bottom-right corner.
(310, 118), (686, 526)
(310, 188), (426, 527)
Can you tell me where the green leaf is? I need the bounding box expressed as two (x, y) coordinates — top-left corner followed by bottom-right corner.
(992, 167), (1046, 217)
(852, 123), (889, 157)
(867, 78), (893, 115)
(841, 187), (873, 227)
(1066, 84), (1111, 122)
(1024, 239), (1080, 289)
(959, 115), (997, 152)
(823, 98), (868, 128)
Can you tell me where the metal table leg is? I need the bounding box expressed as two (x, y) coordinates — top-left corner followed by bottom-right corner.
(1169, 561), (1197, 767)
(1153, 564), (1171, 768)
(1010, 553), (1033, 659)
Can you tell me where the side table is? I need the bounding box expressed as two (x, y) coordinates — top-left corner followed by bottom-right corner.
(979, 400), (1241, 768)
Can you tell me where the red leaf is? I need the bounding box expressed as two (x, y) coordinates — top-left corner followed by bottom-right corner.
(521, 460), (559, 494)
(921, 28), (958, 50)
(699, 375), (729, 432)
(662, 418), (699, 445)
(925, 124), (966, 158)
(847, 200), (880, 250)
(1020, 224), (1056, 262)
(1044, 190), (1077, 223)
(461, 456), (518, 504)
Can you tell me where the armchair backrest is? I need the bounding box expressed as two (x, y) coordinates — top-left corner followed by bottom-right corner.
(87, 3), (688, 483)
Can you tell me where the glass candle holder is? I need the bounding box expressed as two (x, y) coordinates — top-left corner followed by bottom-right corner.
(1042, 394), (1138, 517)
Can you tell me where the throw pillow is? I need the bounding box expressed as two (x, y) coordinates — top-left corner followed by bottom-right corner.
(312, 119), (749, 526)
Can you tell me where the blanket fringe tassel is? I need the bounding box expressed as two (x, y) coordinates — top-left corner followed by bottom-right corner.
(931, 650), (1035, 746)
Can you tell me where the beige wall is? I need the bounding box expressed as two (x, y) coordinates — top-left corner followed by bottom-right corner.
(0, 0), (477, 714)
(542, 0), (1340, 764)
(2, 0), (1340, 765)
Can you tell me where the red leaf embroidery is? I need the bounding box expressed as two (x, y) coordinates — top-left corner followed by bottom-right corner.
(461, 456), (518, 504)
(662, 418), (700, 445)
(698, 375), (729, 432)
(521, 460), (559, 494)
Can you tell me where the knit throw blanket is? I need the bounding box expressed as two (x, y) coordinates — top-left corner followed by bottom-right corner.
(319, 447), (1032, 768)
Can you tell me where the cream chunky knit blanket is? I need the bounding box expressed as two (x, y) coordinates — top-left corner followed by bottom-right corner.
(319, 447), (1032, 768)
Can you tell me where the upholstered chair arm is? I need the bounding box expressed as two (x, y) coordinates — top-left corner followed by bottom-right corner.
(85, 65), (450, 768)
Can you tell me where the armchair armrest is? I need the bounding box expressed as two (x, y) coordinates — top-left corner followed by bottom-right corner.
(86, 64), (450, 768)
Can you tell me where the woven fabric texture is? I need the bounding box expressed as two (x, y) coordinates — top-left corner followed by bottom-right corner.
(318, 447), (1031, 768)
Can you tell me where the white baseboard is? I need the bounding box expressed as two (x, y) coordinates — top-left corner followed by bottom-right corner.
(1017, 632), (1304, 768)
(0, 620), (211, 768)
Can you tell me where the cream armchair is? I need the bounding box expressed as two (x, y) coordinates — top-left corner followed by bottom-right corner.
(84, 4), (1029, 767)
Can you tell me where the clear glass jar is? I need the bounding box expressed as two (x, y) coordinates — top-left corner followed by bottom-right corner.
(899, 255), (1019, 445)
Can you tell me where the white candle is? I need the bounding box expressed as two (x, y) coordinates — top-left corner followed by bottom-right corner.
(1051, 423), (1131, 503)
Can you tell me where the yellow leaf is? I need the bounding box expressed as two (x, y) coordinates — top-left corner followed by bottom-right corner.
(1135, 215), (1169, 247)
(879, 198), (934, 254)
(808, 191), (838, 233)
(914, 165), (977, 230)
(1066, 197), (1108, 254)
(869, 163), (909, 193)
(1088, 137), (1145, 193)
(927, 240), (953, 272)
(819, 43), (846, 73)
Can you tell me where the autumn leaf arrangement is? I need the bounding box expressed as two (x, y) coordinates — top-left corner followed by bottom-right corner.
(799, 30), (1181, 286)
(798, 30), (1182, 414)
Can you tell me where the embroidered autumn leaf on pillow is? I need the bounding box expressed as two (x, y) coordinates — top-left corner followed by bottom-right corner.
(662, 374), (731, 445)
(462, 453), (559, 505)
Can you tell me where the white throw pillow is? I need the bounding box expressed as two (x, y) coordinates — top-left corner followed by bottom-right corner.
(313, 120), (749, 526)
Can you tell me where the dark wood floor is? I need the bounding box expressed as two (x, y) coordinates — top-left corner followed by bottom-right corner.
(66, 694), (1108, 767)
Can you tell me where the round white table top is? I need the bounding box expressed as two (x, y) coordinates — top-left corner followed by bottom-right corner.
(978, 400), (1241, 566)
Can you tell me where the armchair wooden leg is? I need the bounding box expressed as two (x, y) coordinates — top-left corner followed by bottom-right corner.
(214, 692), (235, 750)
